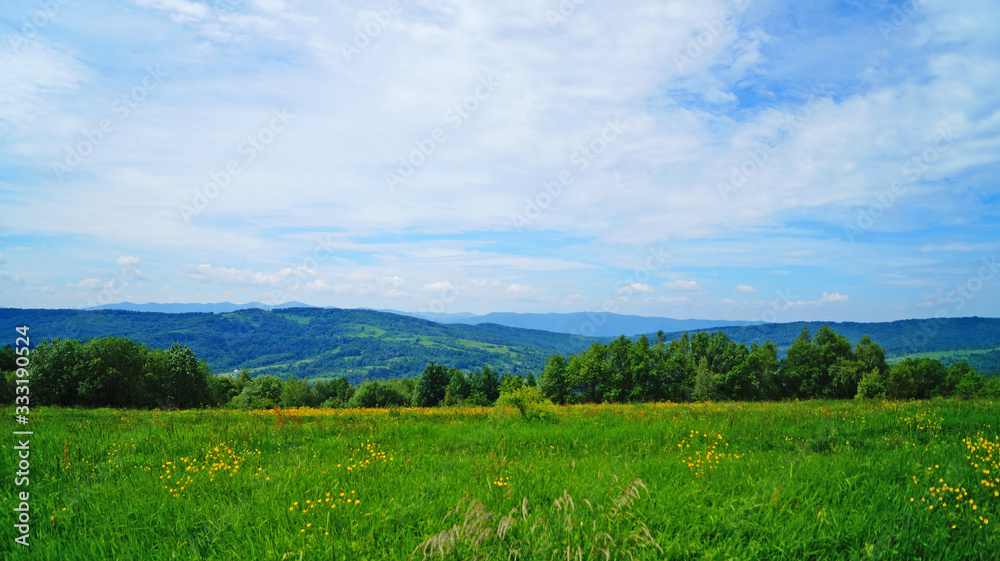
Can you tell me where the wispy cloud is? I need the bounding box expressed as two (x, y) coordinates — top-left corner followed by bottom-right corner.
(0, 0), (998, 321)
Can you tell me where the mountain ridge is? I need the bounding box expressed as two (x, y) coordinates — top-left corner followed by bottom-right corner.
(3, 307), (998, 380)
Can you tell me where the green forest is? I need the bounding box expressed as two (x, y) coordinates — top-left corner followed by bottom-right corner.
(6, 324), (997, 411)
(3, 308), (1000, 380)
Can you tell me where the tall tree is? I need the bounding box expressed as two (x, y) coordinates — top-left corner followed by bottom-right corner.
(413, 361), (450, 407)
(540, 354), (570, 404)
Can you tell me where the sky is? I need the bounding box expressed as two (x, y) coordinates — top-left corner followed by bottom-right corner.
(1, 0), (999, 323)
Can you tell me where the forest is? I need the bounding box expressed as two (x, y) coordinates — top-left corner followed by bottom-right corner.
(3, 308), (1000, 380)
(6, 324), (997, 410)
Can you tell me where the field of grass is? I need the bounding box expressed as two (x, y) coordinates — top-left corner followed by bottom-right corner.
(3, 400), (999, 560)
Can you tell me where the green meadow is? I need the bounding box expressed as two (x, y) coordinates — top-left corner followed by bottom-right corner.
(3, 399), (999, 560)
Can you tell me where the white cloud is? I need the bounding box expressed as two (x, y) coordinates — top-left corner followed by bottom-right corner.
(0, 271), (24, 283)
(625, 282), (654, 294)
(785, 292), (850, 309)
(662, 280), (700, 292)
(117, 256), (142, 266)
(3, 0), (1000, 319)
(505, 284), (531, 295)
(734, 284), (756, 293)
(820, 292), (849, 303)
(424, 281), (454, 292)
(919, 242), (1000, 252)
(75, 278), (101, 289)
(182, 263), (313, 287)
(305, 279), (350, 294)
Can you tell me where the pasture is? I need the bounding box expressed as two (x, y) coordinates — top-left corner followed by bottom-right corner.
(2, 399), (998, 560)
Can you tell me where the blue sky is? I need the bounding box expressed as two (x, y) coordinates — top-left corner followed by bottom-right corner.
(1, 0), (998, 322)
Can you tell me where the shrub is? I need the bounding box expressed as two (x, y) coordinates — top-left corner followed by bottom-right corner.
(495, 385), (557, 421)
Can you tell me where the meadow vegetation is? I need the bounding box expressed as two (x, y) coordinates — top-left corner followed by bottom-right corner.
(3, 399), (999, 560)
(7, 325), (998, 411)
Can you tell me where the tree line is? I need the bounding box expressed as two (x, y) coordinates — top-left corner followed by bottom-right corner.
(536, 326), (997, 403)
(3, 326), (996, 410)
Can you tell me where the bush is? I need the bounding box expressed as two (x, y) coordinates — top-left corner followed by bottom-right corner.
(495, 386), (557, 421)
(856, 368), (886, 399)
(348, 380), (409, 408)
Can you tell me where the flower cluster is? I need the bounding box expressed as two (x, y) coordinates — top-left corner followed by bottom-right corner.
(287, 491), (362, 536)
(157, 442), (257, 498)
(676, 430), (739, 478)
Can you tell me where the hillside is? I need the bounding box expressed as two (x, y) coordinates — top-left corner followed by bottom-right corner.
(4, 308), (999, 380)
(658, 317), (1000, 359)
(385, 310), (758, 336)
(0, 307), (595, 382)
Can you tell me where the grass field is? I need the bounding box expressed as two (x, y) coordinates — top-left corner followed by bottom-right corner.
(3, 400), (999, 560)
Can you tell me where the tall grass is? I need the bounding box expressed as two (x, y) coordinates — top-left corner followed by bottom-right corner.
(1, 399), (998, 560)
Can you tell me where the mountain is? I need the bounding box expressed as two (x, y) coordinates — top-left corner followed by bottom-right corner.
(655, 317), (1000, 358)
(85, 301), (314, 313)
(1, 307), (594, 382)
(383, 310), (758, 337)
(4, 307), (998, 381)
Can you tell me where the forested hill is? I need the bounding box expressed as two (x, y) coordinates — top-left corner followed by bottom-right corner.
(658, 317), (1000, 357)
(0, 307), (595, 381)
(2, 308), (998, 380)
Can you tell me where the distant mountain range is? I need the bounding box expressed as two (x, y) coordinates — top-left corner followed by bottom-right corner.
(83, 303), (760, 337)
(85, 301), (314, 313)
(3, 306), (999, 379)
(383, 310), (760, 337)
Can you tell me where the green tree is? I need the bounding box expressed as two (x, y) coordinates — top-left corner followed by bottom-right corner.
(946, 362), (983, 398)
(29, 338), (85, 406)
(235, 374), (283, 409)
(235, 369), (253, 393)
(718, 352), (761, 401)
(572, 342), (610, 403)
(629, 335), (659, 402)
(443, 368), (471, 406)
(752, 342), (782, 400)
(692, 357), (717, 402)
(606, 336), (635, 403)
(0, 344), (16, 372)
(782, 327), (823, 398)
(281, 374), (315, 407)
(208, 375), (238, 406)
(524, 372), (537, 387)
(348, 380), (408, 408)
(153, 343), (212, 408)
(413, 361), (450, 407)
(855, 336), (888, 375)
(77, 337), (151, 408)
(540, 355), (570, 404)
(856, 367), (886, 399)
(469, 365), (500, 403)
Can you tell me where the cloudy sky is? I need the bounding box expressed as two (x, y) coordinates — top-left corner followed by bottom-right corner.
(1, 0), (998, 322)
